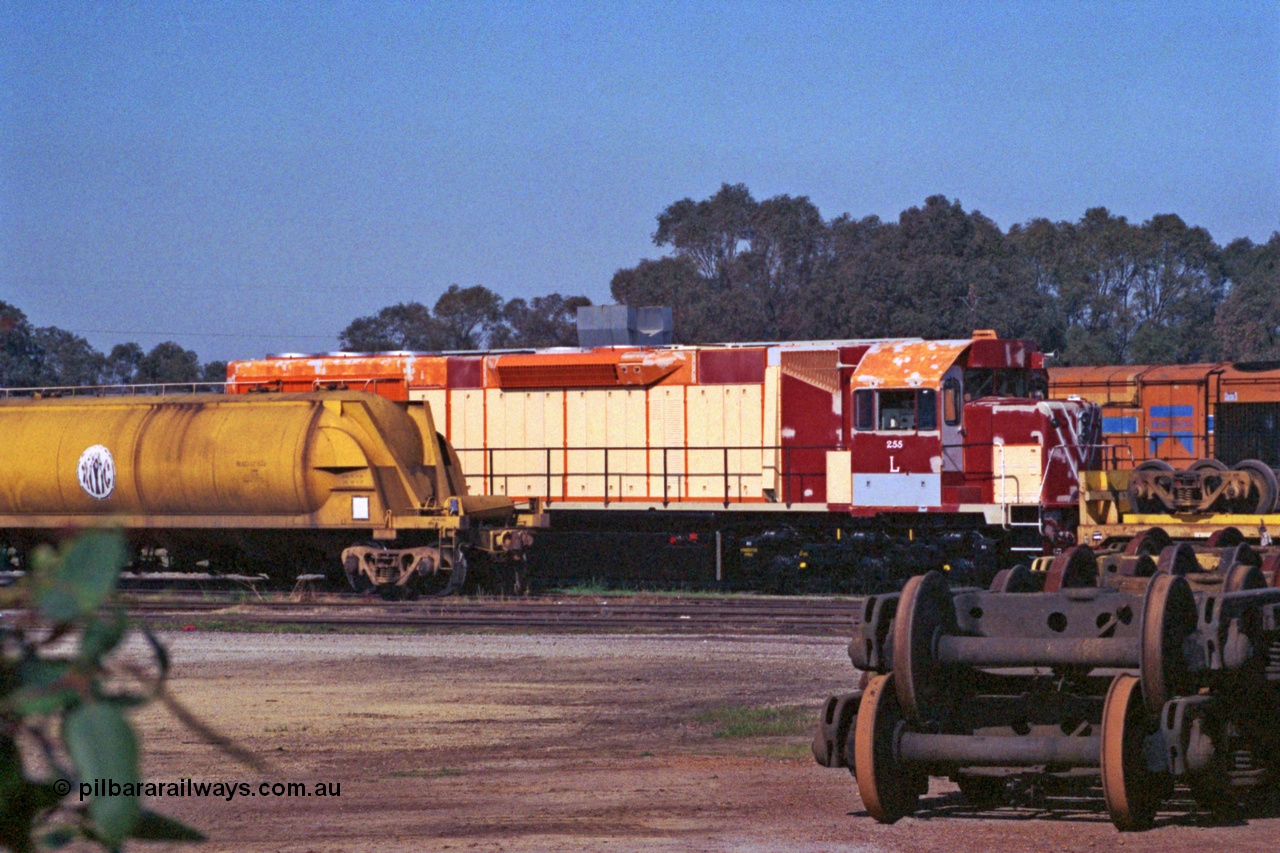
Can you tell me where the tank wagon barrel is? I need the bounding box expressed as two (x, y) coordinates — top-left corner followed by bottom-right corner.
(815, 540), (1280, 830)
(0, 391), (542, 596)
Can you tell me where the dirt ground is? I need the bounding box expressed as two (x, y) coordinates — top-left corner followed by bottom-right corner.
(99, 628), (1280, 852)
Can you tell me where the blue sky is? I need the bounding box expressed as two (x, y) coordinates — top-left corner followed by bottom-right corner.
(2, 1), (1277, 362)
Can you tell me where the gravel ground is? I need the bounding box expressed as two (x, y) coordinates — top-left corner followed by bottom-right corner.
(76, 629), (1280, 852)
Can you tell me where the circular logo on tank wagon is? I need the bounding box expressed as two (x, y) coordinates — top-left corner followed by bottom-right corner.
(77, 445), (116, 500)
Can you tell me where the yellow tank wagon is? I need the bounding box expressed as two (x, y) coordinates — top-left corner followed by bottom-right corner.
(0, 391), (543, 595)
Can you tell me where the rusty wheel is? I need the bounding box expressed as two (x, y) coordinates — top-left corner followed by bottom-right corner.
(989, 564), (1037, 593)
(1206, 526), (1244, 548)
(1231, 459), (1278, 514)
(1101, 674), (1165, 831)
(1124, 527), (1172, 557)
(1189, 458), (1228, 473)
(1043, 545), (1098, 592)
(1155, 543), (1200, 576)
(1139, 573), (1198, 711)
(1221, 561), (1266, 593)
(893, 571), (954, 725)
(854, 673), (921, 824)
(1262, 552), (1280, 587)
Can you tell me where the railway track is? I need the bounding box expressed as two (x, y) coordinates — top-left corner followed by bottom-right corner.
(121, 592), (860, 635)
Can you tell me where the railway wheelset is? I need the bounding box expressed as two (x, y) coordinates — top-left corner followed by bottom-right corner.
(813, 531), (1280, 831)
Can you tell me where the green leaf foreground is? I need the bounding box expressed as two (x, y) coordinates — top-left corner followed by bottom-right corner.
(33, 531), (126, 624)
(63, 703), (141, 844)
(2, 529), (207, 850)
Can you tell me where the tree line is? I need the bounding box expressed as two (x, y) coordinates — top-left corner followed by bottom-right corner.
(4, 186), (1276, 387)
(0, 301), (225, 387)
(611, 185), (1280, 365)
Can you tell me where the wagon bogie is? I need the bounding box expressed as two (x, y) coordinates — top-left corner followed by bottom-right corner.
(822, 557), (1280, 829)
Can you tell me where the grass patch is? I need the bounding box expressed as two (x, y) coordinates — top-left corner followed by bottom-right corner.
(695, 704), (813, 739)
(753, 742), (813, 761)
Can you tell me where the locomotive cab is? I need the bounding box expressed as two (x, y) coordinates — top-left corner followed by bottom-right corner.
(835, 334), (1097, 552)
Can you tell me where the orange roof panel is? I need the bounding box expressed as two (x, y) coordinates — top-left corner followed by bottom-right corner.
(1048, 365), (1152, 406)
(484, 349), (688, 388)
(852, 339), (971, 388)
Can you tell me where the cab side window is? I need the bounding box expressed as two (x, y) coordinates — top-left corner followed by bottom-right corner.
(943, 378), (961, 426)
(854, 389), (874, 431)
(918, 388), (938, 431)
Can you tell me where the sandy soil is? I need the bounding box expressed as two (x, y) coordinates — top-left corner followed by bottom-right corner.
(92, 629), (1280, 852)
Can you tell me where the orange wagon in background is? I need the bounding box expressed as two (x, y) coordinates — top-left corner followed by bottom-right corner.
(1050, 361), (1280, 519)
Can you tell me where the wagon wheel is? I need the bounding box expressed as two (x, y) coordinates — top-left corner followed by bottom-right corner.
(989, 564), (1037, 593)
(1262, 552), (1280, 587)
(1139, 573), (1198, 711)
(1231, 459), (1278, 514)
(1129, 462), (1175, 515)
(1221, 561), (1266, 593)
(1189, 458), (1228, 473)
(1206, 526), (1244, 548)
(427, 550), (468, 597)
(1155, 543), (1200, 576)
(1124, 527), (1171, 558)
(1101, 674), (1166, 831)
(1043, 545), (1098, 592)
(342, 553), (373, 593)
(1218, 537), (1259, 571)
(893, 571), (955, 725)
(854, 673), (922, 824)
